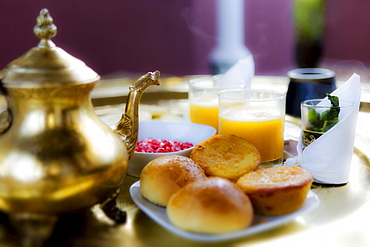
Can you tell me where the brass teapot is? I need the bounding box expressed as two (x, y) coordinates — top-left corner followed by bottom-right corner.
(0, 8), (159, 221)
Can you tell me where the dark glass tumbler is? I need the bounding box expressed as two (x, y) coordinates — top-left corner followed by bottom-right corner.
(286, 68), (336, 117)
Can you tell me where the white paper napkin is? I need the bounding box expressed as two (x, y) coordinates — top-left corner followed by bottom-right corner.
(218, 55), (255, 88)
(284, 73), (361, 184)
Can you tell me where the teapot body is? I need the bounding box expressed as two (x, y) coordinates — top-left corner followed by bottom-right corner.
(0, 82), (127, 214)
(0, 8), (160, 218)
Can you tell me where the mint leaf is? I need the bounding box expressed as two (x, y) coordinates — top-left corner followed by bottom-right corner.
(308, 108), (320, 125)
(327, 94), (339, 107)
(307, 94), (340, 132)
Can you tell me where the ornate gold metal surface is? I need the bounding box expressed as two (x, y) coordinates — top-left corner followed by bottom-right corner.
(111, 71), (160, 159)
(0, 8), (160, 237)
(0, 82), (127, 214)
(0, 76), (368, 246)
(0, 109), (363, 247)
(105, 112), (370, 247)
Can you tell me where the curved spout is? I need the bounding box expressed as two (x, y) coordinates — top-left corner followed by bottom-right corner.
(111, 71), (160, 159)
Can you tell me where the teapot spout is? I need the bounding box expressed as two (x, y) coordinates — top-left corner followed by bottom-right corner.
(111, 71), (160, 159)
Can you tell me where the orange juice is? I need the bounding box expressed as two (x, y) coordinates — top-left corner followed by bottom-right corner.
(188, 76), (248, 131)
(189, 96), (219, 130)
(219, 107), (284, 162)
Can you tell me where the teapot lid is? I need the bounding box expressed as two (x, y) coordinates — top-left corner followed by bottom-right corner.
(0, 8), (99, 87)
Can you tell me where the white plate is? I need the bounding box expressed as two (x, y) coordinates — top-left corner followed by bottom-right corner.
(129, 181), (320, 242)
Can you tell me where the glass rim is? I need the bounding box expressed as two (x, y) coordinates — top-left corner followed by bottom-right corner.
(301, 99), (354, 108)
(189, 74), (222, 83)
(288, 68), (335, 80)
(189, 75), (248, 90)
(218, 88), (286, 102)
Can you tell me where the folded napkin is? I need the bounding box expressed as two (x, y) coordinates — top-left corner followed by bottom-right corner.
(285, 73), (361, 184)
(217, 55), (254, 87)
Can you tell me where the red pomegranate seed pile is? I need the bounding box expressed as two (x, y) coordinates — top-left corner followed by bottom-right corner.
(135, 138), (194, 153)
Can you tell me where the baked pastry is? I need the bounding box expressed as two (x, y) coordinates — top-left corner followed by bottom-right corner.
(236, 166), (313, 216)
(190, 134), (261, 181)
(140, 155), (206, 207)
(167, 177), (253, 234)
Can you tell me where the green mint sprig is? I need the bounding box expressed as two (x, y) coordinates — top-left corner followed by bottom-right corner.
(307, 94), (340, 132)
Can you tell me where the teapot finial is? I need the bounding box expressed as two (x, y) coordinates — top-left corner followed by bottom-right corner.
(34, 8), (57, 48)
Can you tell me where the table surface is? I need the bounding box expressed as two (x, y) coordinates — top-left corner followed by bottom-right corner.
(0, 75), (370, 247)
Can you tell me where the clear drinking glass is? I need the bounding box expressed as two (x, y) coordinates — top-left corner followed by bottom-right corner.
(300, 98), (355, 186)
(301, 99), (354, 148)
(218, 89), (286, 166)
(188, 75), (247, 131)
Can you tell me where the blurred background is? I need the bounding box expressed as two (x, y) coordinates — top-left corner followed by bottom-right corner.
(0, 0), (369, 81)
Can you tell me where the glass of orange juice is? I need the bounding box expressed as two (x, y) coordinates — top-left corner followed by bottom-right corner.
(188, 75), (247, 131)
(218, 89), (286, 166)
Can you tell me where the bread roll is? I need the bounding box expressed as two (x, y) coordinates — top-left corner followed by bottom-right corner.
(236, 166), (313, 216)
(167, 177), (253, 234)
(190, 134), (261, 181)
(140, 155), (206, 207)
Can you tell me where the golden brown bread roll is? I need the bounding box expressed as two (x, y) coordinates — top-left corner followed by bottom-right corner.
(190, 134), (261, 181)
(167, 177), (254, 234)
(140, 155), (206, 207)
(236, 166), (313, 216)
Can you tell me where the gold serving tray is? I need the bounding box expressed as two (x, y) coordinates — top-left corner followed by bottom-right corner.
(0, 76), (369, 246)
(73, 112), (369, 247)
(89, 76), (370, 246)
(110, 119), (370, 247)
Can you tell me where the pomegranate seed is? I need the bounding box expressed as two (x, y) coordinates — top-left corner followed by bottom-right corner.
(135, 138), (194, 153)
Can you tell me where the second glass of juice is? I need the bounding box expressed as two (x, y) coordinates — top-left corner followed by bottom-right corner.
(189, 75), (247, 131)
(218, 89), (286, 166)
